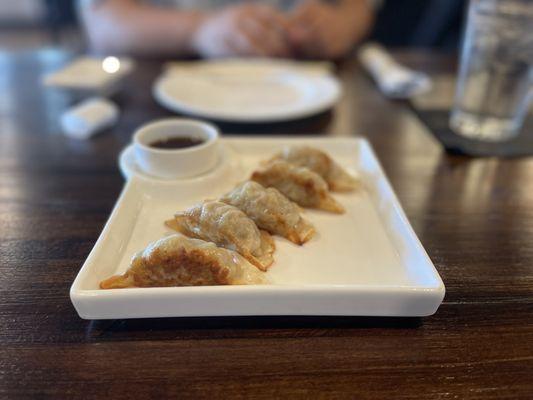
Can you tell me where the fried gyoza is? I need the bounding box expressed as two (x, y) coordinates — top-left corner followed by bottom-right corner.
(99, 234), (265, 289)
(166, 201), (275, 271)
(220, 181), (315, 245)
(251, 160), (344, 214)
(270, 146), (359, 192)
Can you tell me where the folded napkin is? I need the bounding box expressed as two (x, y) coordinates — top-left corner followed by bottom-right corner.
(43, 56), (134, 95)
(60, 97), (118, 139)
(358, 43), (432, 99)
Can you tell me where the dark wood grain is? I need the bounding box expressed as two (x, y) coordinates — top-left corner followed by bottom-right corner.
(0, 49), (532, 400)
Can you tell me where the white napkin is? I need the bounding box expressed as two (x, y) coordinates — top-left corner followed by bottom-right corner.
(358, 43), (432, 99)
(60, 97), (118, 139)
(43, 56), (134, 95)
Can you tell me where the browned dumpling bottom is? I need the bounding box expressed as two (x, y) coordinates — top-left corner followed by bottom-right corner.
(100, 234), (266, 289)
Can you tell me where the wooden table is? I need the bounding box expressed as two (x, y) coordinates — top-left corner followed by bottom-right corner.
(1, 50), (532, 399)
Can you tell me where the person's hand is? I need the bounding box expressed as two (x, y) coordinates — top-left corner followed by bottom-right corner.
(192, 4), (291, 58)
(287, 0), (373, 59)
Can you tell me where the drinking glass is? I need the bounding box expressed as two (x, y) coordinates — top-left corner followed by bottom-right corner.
(450, 0), (533, 141)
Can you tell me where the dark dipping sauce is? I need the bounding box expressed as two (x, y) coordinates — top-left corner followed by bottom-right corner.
(149, 136), (204, 150)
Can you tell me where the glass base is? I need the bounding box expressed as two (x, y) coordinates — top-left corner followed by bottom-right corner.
(450, 110), (522, 142)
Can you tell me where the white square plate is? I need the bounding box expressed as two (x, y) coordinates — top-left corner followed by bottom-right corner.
(70, 137), (445, 319)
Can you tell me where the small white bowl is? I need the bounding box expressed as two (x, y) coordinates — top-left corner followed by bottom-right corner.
(133, 118), (219, 179)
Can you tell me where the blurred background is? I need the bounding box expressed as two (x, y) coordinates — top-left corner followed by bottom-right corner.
(0, 0), (466, 52)
(0, 0), (80, 50)
(2, 0), (529, 153)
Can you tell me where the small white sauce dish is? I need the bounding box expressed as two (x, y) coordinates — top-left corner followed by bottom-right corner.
(133, 118), (220, 179)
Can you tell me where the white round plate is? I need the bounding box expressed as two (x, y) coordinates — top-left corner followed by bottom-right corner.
(153, 61), (342, 122)
(118, 143), (238, 183)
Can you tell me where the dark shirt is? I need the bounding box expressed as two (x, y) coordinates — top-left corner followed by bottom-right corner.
(371, 0), (467, 50)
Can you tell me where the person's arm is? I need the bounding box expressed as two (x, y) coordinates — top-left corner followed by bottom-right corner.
(287, 0), (375, 59)
(79, 0), (205, 57)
